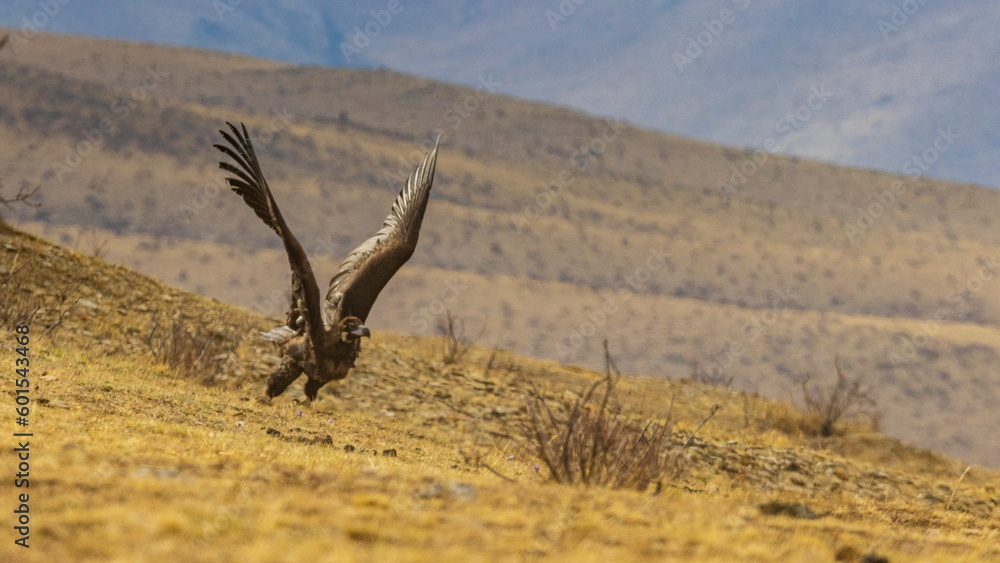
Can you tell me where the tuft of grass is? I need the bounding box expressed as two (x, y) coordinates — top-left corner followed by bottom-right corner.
(146, 310), (249, 383)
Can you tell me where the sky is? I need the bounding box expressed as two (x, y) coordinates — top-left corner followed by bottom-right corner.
(2, 0), (999, 188)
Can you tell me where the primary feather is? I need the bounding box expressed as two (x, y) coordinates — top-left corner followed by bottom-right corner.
(326, 138), (439, 323)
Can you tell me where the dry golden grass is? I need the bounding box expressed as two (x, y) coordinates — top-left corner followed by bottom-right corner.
(2, 218), (999, 562)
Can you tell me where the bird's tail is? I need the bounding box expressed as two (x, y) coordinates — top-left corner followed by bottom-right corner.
(260, 325), (296, 343)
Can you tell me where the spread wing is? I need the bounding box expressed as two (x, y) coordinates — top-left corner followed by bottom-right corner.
(214, 122), (326, 347)
(326, 139), (439, 323)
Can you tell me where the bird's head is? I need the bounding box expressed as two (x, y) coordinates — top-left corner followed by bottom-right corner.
(338, 316), (371, 342)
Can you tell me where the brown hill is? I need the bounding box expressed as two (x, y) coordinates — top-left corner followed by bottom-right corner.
(2, 218), (998, 561)
(1, 30), (999, 468)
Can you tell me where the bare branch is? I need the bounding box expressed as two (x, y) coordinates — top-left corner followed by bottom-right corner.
(437, 309), (485, 364)
(0, 182), (41, 210)
(799, 357), (877, 436)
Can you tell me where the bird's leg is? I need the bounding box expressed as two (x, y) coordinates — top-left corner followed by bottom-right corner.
(265, 356), (304, 399)
(303, 378), (329, 402)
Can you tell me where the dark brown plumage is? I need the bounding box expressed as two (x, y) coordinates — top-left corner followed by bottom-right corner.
(214, 122), (438, 401)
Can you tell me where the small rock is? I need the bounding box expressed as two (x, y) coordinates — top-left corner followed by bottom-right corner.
(415, 482), (444, 499)
(758, 501), (820, 519)
(131, 465), (181, 479)
(834, 545), (861, 561)
(414, 481), (477, 501)
(920, 492), (943, 504)
(449, 482), (477, 500)
(78, 299), (99, 310)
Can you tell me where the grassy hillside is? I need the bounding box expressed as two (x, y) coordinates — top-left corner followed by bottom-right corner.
(2, 222), (999, 561)
(2, 31), (1000, 468)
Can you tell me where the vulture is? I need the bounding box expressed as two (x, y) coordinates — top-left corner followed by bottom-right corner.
(214, 122), (438, 401)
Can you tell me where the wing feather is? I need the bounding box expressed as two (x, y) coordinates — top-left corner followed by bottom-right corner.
(325, 138), (439, 323)
(214, 122), (327, 346)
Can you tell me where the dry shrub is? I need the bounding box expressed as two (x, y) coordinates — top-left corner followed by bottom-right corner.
(799, 357), (877, 437)
(483, 337), (519, 380)
(0, 251), (78, 337)
(147, 311), (248, 384)
(437, 309), (483, 365)
(689, 362), (734, 388)
(523, 340), (717, 491)
(749, 400), (809, 436)
(0, 253), (41, 330)
(74, 229), (108, 259)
